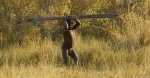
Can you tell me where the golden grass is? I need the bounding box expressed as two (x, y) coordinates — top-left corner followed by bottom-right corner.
(0, 61), (150, 78)
(0, 36), (150, 78)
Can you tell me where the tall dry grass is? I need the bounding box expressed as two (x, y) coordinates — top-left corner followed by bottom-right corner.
(0, 36), (150, 78)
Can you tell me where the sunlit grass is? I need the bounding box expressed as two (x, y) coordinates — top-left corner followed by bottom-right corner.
(0, 59), (150, 78)
(0, 36), (150, 78)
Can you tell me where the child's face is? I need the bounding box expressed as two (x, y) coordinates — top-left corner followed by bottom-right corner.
(67, 20), (73, 26)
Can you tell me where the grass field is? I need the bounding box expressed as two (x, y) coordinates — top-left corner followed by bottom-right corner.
(0, 36), (150, 78)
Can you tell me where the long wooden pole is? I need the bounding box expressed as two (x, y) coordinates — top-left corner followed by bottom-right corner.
(15, 14), (118, 24)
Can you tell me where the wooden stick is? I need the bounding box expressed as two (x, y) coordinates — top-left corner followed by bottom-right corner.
(15, 14), (118, 24)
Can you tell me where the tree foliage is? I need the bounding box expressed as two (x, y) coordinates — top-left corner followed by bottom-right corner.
(0, 0), (149, 47)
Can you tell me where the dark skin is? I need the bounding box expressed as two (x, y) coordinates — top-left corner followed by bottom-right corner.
(61, 18), (81, 66)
